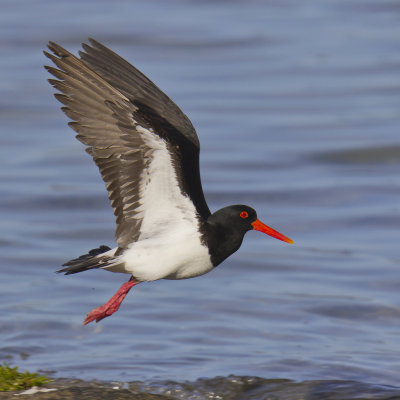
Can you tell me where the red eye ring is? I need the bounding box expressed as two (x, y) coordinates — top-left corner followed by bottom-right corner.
(240, 211), (248, 219)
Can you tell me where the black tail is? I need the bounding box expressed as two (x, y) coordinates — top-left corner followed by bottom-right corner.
(57, 245), (112, 275)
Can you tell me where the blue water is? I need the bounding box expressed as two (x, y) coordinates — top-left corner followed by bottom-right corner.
(1, 0), (400, 395)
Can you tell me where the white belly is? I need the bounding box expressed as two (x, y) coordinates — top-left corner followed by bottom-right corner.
(104, 228), (213, 281)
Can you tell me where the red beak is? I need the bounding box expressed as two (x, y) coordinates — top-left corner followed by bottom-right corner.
(251, 219), (294, 244)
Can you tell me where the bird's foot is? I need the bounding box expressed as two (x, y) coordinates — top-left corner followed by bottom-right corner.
(84, 277), (139, 325)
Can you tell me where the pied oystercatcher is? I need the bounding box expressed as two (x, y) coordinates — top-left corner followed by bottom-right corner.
(44, 39), (293, 325)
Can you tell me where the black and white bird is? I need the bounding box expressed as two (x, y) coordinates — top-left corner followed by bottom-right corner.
(44, 39), (293, 325)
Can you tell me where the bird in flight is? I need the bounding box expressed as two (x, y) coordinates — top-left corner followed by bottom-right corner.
(44, 39), (293, 325)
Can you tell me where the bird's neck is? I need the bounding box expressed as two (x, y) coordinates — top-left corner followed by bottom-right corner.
(202, 219), (245, 267)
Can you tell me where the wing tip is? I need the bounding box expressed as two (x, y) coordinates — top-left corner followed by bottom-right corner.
(47, 41), (64, 56)
(87, 37), (102, 48)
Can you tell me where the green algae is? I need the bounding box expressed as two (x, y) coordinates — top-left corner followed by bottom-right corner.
(0, 363), (53, 392)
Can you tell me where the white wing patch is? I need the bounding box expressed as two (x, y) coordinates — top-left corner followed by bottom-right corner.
(107, 124), (212, 281)
(135, 125), (195, 239)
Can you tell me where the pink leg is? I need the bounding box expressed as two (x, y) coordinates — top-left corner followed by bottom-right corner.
(84, 277), (139, 325)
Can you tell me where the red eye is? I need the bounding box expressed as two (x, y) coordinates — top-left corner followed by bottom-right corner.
(240, 211), (248, 219)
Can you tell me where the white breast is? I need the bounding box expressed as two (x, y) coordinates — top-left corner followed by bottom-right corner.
(117, 228), (213, 281)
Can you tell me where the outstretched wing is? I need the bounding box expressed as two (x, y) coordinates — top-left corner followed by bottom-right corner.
(45, 40), (210, 249)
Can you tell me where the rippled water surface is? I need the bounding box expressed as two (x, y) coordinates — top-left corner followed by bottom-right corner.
(1, 0), (400, 398)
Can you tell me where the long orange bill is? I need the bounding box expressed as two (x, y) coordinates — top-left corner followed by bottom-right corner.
(251, 219), (294, 244)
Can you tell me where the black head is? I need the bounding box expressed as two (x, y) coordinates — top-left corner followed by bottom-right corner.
(208, 205), (257, 233)
(206, 204), (293, 266)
